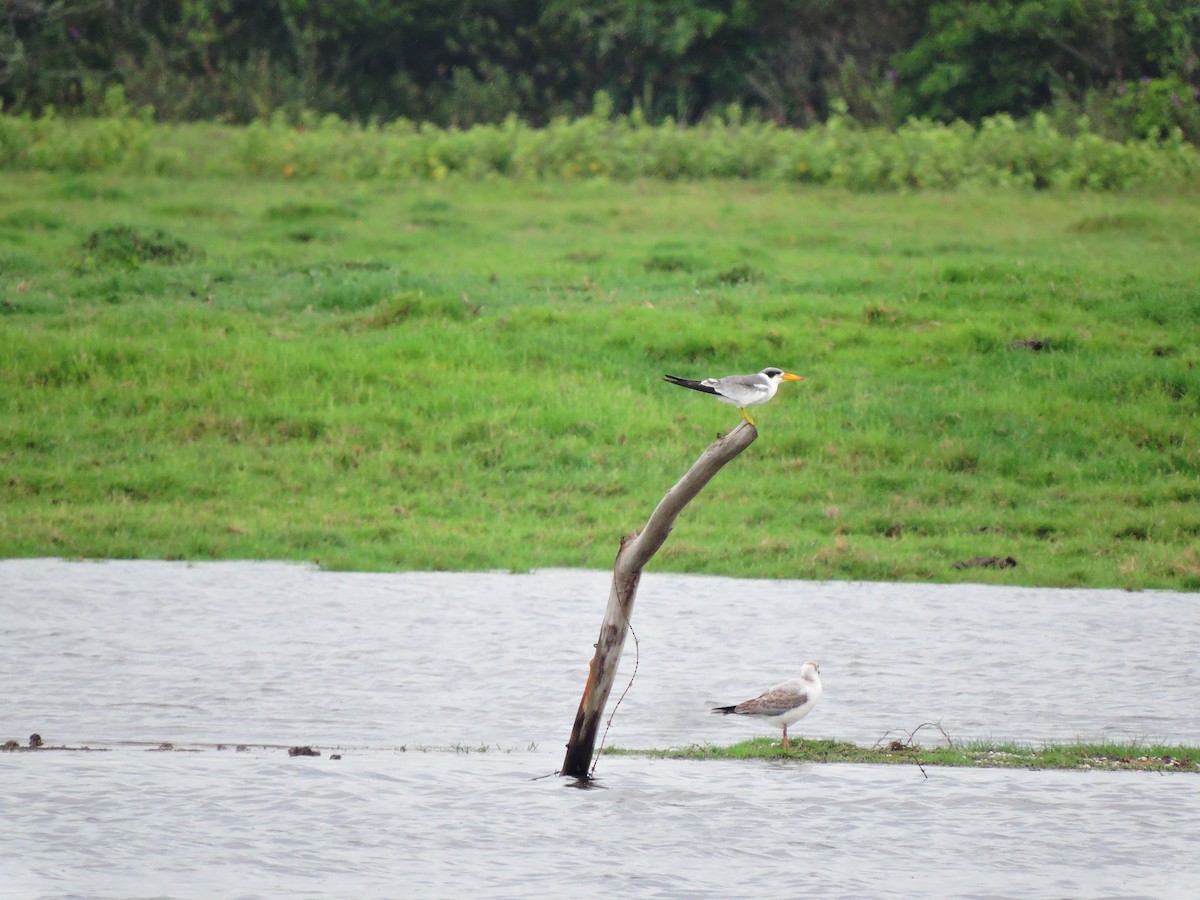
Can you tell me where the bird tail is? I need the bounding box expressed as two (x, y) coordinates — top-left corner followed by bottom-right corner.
(711, 705), (738, 715)
(664, 374), (718, 396)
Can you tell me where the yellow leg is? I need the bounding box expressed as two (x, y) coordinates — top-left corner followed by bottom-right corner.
(740, 408), (756, 426)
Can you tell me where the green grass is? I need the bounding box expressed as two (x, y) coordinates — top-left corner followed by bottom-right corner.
(603, 737), (1200, 772)
(2, 173), (1199, 588)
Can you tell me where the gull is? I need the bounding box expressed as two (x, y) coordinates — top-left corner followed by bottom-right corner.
(711, 661), (822, 749)
(663, 367), (804, 425)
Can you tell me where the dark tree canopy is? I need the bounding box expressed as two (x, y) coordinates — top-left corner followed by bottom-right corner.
(2, 0), (1197, 139)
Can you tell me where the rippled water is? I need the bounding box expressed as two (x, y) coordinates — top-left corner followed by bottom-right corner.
(3, 560), (1199, 897)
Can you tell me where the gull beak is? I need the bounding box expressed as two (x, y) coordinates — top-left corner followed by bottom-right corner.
(781, 373), (805, 382)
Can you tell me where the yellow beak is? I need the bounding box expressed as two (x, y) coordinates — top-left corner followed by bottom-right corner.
(781, 373), (805, 382)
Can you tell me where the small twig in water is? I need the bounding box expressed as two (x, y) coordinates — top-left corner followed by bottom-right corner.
(590, 620), (639, 779)
(910, 721), (955, 749)
(873, 721), (955, 780)
(874, 721), (955, 751)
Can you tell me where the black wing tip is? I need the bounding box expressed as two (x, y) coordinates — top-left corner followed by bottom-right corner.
(664, 374), (718, 395)
(711, 705), (737, 715)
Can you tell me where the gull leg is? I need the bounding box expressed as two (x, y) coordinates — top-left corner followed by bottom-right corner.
(740, 407), (756, 426)
(782, 725), (790, 750)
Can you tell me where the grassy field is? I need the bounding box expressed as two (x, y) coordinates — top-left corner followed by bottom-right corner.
(1, 172), (1198, 588)
(603, 737), (1200, 772)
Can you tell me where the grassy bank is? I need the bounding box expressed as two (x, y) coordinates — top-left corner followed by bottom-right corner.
(1, 173), (1198, 588)
(602, 738), (1200, 773)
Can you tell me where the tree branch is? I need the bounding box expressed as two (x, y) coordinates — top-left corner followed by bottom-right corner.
(561, 422), (758, 780)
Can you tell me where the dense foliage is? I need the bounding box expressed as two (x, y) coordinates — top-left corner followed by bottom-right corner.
(2, 1), (1198, 140)
(2, 95), (1197, 190)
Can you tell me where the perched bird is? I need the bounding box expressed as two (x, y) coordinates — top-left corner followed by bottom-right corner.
(711, 661), (822, 749)
(663, 367), (804, 425)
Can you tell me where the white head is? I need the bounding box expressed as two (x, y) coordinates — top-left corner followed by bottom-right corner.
(800, 660), (820, 682)
(761, 367), (805, 385)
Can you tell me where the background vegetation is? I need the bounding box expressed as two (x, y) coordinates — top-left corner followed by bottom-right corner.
(2, 96), (1198, 192)
(3, 1), (1199, 143)
(2, 171), (1197, 589)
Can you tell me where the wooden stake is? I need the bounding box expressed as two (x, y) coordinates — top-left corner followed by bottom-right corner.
(561, 422), (759, 780)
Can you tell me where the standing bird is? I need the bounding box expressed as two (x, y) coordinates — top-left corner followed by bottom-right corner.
(711, 661), (822, 750)
(663, 367), (804, 425)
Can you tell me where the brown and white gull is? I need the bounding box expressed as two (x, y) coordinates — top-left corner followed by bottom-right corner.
(711, 661), (822, 749)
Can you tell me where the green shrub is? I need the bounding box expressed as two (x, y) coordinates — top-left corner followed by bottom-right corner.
(2, 107), (1198, 191)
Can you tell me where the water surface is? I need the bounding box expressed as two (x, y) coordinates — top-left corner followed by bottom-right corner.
(2, 560), (1198, 897)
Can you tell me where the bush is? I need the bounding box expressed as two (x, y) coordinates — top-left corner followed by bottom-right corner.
(2, 106), (1198, 192)
(0, 87), (153, 172)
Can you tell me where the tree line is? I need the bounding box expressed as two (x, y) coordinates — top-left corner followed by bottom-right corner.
(2, 1), (1197, 140)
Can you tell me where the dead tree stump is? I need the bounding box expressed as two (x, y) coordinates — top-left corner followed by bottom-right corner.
(561, 422), (759, 780)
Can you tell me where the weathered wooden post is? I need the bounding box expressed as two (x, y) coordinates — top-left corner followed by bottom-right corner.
(561, 421), (759, 780)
